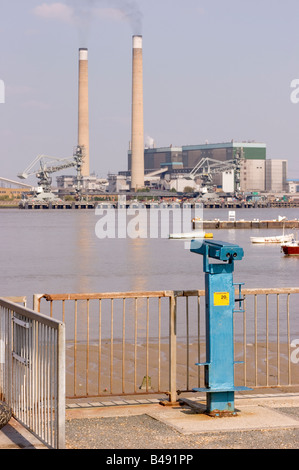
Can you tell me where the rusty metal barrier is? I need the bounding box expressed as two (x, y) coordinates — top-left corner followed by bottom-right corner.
(33, 288), (299, 403)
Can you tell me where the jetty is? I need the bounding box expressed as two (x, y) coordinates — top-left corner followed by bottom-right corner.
(193, 219), (299, 230)
(19, 201), (97, 210)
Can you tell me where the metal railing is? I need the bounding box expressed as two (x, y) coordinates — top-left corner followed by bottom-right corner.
(34, 287), (299, 404)
(175, 288), (299, 397)
(34, 291), (177, 400)
(0, 298), (65, 449)
(239, 288), (299, 389)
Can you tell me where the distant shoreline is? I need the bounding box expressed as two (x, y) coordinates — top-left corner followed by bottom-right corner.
(2, 202), (299, 210)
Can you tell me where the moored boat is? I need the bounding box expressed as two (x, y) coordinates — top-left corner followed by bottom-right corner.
(250, 233), (294, 244)
(281, 239), (299, 256)
(169, 231), (213, 239)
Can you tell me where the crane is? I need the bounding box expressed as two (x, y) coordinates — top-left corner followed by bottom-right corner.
(187, 148), (244, 194)
(18, 146), (84, 201)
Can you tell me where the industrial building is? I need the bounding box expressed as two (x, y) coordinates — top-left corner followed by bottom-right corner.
(0, 177), (34, 199)
(56, 174), (108, 197)
(73, 38), (288, 196)
(125, 141), (288, 193)
(265, 159), (288, 192)
(288, 179), (299, 193)
(240, 159), (265, 192)
(128, 141), (266, 172)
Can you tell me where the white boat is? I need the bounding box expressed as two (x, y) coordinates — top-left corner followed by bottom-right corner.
(169, 231), (204, 239)
(169, 231), (213, 240)
(250, 233), (294, 244)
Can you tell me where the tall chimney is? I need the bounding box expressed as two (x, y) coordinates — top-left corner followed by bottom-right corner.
(78, 48), (90, 177)
(131, 35), (144, 191)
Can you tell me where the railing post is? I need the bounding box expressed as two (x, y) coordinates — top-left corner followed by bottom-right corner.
(57, 322), (66, 449)
(7, 308), (13, 406)
(33, 294), (43, 312)
(169, 293), (177, 404)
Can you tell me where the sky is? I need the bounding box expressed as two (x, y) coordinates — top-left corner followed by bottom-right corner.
(1, 0), (299, 183)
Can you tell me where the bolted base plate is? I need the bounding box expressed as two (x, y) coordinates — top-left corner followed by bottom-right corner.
(207, 409), (238, 418)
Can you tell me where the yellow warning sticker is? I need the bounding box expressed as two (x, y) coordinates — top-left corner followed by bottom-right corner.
(214, 292), (230, 306)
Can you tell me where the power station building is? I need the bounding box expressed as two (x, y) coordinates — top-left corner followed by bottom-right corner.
(265, 159), (288, 192)
(127, 141), (287, 193)
(128, 141), (266, 172)
(73, 39), (287, 195)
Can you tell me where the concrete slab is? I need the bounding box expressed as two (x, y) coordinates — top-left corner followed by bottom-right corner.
(0, 418), (48, 449)
(148, 400), (299, 435)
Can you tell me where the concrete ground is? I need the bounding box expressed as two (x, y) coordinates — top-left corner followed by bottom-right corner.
(0, 418), (48, 449)
(1, 390), (299, 449)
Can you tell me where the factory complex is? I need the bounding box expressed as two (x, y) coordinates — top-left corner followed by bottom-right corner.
(1, 35), (298, 207)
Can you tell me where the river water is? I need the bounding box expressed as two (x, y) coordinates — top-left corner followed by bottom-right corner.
(0, 207), (298, 308)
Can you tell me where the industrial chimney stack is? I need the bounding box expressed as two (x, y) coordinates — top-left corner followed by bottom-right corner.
(131, 35), (144, 191)
(78, 48), (90, 177)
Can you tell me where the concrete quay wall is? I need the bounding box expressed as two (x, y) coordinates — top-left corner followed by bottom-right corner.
(197, 220), (299, 230)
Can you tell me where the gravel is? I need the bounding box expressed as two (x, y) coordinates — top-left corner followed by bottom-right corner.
(66, 409), (299, 449)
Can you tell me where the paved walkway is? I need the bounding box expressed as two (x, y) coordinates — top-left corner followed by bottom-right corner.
(1, 391), (299, 449)
(0, 418), (48, 449)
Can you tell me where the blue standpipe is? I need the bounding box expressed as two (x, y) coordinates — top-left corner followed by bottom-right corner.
(190, 239), (251, 416)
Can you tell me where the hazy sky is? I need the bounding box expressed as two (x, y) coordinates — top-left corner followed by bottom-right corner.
(1, 0), (299, 183)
